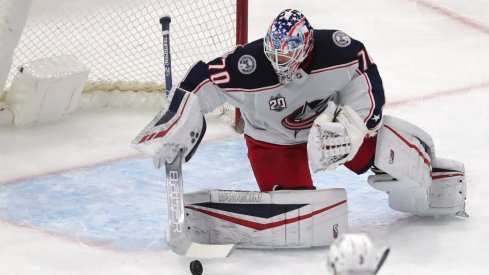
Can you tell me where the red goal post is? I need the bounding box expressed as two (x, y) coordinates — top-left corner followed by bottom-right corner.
(234, 0), (248, 132)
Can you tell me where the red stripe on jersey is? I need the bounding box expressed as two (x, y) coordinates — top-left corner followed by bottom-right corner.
(192, 79), (212, 94)
(223, 83), (283, 93)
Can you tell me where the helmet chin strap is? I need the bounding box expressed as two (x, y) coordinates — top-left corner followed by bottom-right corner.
(277, 68), (295, 84)
(278, 74), (292, 85)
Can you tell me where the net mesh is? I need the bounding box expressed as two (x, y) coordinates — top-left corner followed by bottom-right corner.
(2, 0), (237, 93)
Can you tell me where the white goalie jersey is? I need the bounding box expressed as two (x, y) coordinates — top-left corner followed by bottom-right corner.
(176, 30), (385, 146)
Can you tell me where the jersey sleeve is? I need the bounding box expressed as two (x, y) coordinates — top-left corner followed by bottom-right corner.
(337, 41), (385, 131)
(176, 58), (228, 114)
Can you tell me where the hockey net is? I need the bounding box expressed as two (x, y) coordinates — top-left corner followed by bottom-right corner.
(0, 0), (245, 128)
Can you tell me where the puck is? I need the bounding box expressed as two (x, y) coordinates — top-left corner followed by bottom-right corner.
(189, 260), (203, 275)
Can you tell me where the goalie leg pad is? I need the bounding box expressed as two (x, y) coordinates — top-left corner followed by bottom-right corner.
(430, 158), (466, 215)
(370, 115), (432, 191)
(368, 115), (466, 216)
(183, 189), (348, 248)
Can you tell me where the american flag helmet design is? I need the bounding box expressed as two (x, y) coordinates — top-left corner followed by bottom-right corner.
(264, 9), (314, 84)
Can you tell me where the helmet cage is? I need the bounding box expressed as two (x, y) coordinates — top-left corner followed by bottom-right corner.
(264, 35), (304, 83)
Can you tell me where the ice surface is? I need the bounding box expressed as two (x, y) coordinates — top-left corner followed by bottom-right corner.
(1, 0), (489, 274)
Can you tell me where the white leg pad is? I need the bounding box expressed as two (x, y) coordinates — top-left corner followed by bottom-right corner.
(368, 115), (467, 216)
(183, 189), (348, 249)
(430, 158), (466, 214)
(370, 116), (432, 191)
(368, 174), (431, 215)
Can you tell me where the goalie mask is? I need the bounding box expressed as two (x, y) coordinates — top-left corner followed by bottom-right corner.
(264, 9), (314, 84)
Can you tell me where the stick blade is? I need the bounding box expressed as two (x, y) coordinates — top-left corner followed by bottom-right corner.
(185, 242), (236, 259)
(168, 228), (236, 258)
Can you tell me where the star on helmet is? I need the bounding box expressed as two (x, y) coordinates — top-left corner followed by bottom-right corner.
(264, 9), (314, 84)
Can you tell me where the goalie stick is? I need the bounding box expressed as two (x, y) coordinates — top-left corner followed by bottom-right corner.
(375, 247), (390, 274)
(160, 16), (173, 97)
(159, 16), (236, 258)
(165, 149), (236, 258)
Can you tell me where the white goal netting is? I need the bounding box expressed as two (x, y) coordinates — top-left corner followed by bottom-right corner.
(1, 0), (237, 94)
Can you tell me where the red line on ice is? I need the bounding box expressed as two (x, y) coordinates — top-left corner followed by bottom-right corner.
(413, 0), (489, 35)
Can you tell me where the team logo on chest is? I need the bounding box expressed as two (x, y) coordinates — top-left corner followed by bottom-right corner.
(238, 55), (256, 74)
(282, 97), (332, 136)
(269, 94), (287, 112)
